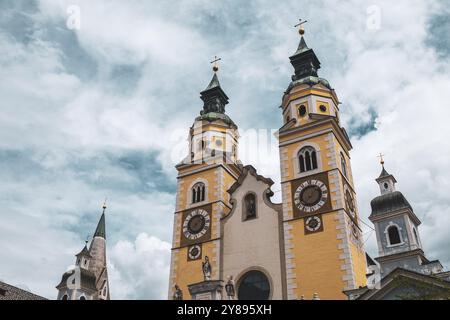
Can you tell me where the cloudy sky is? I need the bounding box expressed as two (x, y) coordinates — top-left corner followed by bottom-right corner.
(0, 0), (449, 299)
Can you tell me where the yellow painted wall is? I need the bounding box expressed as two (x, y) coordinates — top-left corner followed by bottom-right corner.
(177, 167), (217, 209)
(171, 146), (238, 300)
(289, 212), (347, 300)
(349, 241), (368, 288)
(172, 240), (218, 300)
(282, 85), (339, 109)
(280, 132), (332, 181)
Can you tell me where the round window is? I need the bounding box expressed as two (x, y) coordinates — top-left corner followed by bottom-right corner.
(215, 139), (223, 147)
(298, 105), (307, 117)
(319, 105), (327, 112)
(238, 270), (270, 300)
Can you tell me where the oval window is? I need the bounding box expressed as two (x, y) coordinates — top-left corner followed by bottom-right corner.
(298, 105), (307, 117)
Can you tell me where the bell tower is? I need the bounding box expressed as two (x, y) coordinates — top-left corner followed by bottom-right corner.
(56, 202), (110, 300)
(168, 60), (242, 300)
(277, 22), (367, 300)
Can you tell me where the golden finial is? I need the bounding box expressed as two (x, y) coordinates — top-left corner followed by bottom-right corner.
(294, 19), (308, 36)
(210, 56), (221, 73)
(377, 153), (385, 166)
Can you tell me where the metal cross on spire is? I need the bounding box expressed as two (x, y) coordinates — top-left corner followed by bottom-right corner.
(294, 18), (308, 35)
(210, 56), (221, 73)
(377, 153), (385, 165)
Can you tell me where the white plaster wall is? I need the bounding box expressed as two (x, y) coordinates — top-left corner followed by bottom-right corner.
(222, 174), (283, 299)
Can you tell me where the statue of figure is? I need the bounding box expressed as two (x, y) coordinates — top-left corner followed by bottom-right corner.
(245, 194), (256, 218)
(202, 256), (212, 281)
(173, 284), (183, 300)
(225, 276), (235, 300)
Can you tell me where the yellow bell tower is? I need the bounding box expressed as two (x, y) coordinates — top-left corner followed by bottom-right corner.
(278, 23), (367, 300)
(168, 59), (242, 300)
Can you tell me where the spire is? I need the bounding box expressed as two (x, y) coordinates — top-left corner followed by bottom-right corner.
(294, 36), (310, 55)
(378, 165), (390, 179)
(76, 241), (92, 258)
(375, 155), (397, 194)
(204, 72), (221, 91)
(377, 153), (392, 179)
(199, 56), (229, 115)
(289, 19), (321, 81)
(93, 201), (107, 239)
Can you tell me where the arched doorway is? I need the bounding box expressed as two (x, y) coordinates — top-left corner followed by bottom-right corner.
(237, 270), (270, 300)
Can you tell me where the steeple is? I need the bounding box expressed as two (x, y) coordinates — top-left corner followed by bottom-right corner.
(75, 241), (92, 270)
(375, 155), (397, 195)
(369, 162), (444, 278)
(199, 70), (229, 115)
(289, 35), (321, 81)
(195, 57), (236, 128)
(87, 201), (110, 300)
(56, 201), (110, 300)
(286, 20), (331, 92)
(93, 203), (106, 239)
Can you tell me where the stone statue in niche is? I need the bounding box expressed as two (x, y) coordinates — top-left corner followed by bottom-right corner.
(225, 276), (235, 300)
(173, 284), (183, 300)
(245, 194), (256, 219)
(202, 256), (212, 281)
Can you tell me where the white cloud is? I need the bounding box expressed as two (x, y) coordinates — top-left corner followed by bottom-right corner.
(108, 233), (171, 299)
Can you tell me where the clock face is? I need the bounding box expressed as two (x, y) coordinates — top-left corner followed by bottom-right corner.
(305, 216), (322, 233)
(294, 179), (328, 213)
(345, 190), (356, 218)
(188, 245), (202, 260)
(183, 209), (210, 240)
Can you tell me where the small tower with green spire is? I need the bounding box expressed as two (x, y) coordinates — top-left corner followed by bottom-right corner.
(56, 201), (110, 300)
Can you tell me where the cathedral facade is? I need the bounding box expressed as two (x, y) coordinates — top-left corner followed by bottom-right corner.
(50, 30), (450, 301)
(168, 29), (368, 300)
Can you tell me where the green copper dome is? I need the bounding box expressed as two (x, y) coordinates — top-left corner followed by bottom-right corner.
(195, 112), (237, 129)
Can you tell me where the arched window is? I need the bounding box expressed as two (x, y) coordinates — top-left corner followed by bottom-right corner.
(298, 147), (318, 173)
(79, 296), (86, 300)
(192, 182), (206, 204)
(387, 225), (401, 245)
(62, 294), (69, 300)
(238, 270), (270, 300)
(244, 193), (257, 220)
(340, 153), (348, 178)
